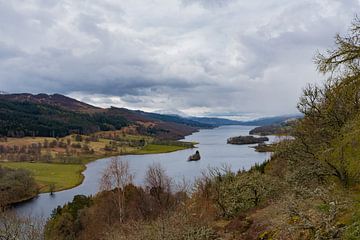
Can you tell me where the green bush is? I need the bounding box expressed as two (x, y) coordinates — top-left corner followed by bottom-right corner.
(0, 166), (38, 206)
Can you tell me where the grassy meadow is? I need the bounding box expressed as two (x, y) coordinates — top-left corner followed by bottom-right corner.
(0, 132), (195, 193)
(132, 144), (190, 154)
(0, 162), (85, 193)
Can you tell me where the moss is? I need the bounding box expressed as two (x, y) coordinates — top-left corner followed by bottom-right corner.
(258, 229), (276, 240)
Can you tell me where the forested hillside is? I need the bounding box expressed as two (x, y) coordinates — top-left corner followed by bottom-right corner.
(0, 100), (128, 137)
(43, 17), (360, 240)
(0, 94), (210, 139)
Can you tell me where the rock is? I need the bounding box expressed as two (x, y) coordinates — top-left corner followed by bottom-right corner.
(227, 136), (269, 145)
(188, 150), (201, 161)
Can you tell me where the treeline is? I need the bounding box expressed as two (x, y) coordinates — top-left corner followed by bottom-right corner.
(0, 95), (208, 140)
(0, 137), (95, 163)
(45, 160), (218, 240)
(0, 100), (128, 137)
(43, 160), (281, 240)
(0, 167), (38, 206)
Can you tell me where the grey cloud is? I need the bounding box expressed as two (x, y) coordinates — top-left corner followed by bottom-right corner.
(0, 0), (359, 117)
(182, 0), (235, 8)
(0, 43), (23, 60)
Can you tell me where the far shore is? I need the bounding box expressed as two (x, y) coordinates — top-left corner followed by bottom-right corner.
(2, 141), (196, 206)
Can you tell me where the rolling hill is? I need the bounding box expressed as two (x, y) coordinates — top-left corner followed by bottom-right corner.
(0, 93), (210, 139)
(0, 93), (300, 139)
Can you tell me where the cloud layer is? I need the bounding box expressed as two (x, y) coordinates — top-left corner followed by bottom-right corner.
(0, 0), (359, 118)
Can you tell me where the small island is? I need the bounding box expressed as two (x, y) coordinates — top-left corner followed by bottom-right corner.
(251, 143), (275, 152)
(227, 135), (269, 145)
(188, 150), (201, 161)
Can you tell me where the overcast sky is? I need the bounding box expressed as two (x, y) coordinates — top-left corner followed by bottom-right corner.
(0, 0), (359, 119)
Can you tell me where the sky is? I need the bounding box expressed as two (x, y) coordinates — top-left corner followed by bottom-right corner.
(0, 0), (359, 119)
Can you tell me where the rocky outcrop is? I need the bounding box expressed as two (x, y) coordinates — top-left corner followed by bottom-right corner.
(227, 136), (269, 145)
(188, 150), (201, 161)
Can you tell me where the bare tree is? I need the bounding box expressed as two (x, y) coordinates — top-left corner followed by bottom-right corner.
(100, 157), (134, 223)
(145, 163), (173, 208)
(0, 210), (45, 240)
(145, 163), (174, 240)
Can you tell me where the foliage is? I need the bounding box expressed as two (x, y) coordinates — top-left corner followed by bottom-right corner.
(0, 166), (38, 206)
(45, 195), (92, 240)
(100, 158), (134, 223)
(105, 212), (219, 240)
(291, 17), (360, 188)
(0, 99), (128, 137)
(194, 167), (281, 218)
(45, 163), (199, 240)
(133, 144), (191, 154)
(0, 162), (85, 193)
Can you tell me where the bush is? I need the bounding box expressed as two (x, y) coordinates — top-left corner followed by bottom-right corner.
(0, 167), (38, 206)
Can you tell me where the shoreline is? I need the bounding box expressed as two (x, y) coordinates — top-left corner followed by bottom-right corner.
(45, 143), (196, 194)
(5, 127), (213, 206)
(13, 125), (269, 218)
(5, 141), (197, 206)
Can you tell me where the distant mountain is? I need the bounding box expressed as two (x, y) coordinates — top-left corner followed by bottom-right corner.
(188, 114), (302, 127)
(0, 93), (100, 113)
(189, 117), (243, 126)
(238, 114), (302, 126)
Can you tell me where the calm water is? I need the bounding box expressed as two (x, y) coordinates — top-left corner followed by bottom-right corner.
(15, 125), (274, 218)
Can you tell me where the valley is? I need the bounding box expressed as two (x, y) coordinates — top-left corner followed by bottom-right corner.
(1, 5), (359, 239)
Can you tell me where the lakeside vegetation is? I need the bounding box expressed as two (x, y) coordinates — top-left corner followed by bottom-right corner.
(132, 144), (191, 154)
(0, 167), (38, 206)
(0, 162), (85, 193)
(0, 131), (195, 196)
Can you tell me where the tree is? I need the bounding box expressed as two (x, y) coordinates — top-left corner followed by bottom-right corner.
(145, 163), (173, 210)
(0, 167), (38, 207)
(75, 134), (83, 142)
(49, 183), (56, 196)
(316, 16), (360, 76)
(0, 210), (44, 240)
(144, 163), (175, 240)
(100, 157), (134, 223)
(294, 16), (360, 187)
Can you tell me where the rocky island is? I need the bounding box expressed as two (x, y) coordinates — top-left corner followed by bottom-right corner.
(188, 150), (201, 161)
(227, 135), (269, 145)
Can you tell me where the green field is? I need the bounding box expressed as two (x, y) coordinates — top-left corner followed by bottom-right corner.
(133, 144), (191, 154)
(0, 142), (193, 194)
(0, 162), (85, 193)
